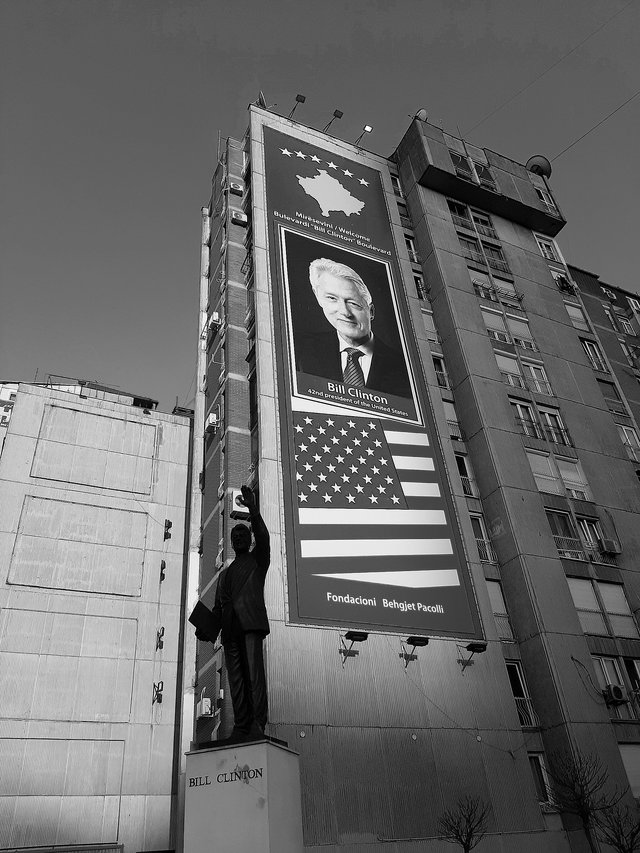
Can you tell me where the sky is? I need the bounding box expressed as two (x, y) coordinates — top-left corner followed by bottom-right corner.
(1, 0), (639, 413)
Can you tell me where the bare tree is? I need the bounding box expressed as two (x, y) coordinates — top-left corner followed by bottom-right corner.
(596, 805), (640, 853)
(548, 750), (627, 853)
(437, 795), (490, 853)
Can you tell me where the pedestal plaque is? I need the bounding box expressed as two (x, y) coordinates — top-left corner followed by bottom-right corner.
(183, 739), (304, 853)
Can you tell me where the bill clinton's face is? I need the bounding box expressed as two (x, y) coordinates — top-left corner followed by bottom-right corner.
(314, 273), (374, 346)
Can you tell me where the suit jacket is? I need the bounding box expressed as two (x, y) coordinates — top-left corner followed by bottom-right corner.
(296, 332), (412, 398)
(211, 511), (271, 642)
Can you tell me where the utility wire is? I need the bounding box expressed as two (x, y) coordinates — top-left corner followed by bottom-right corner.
(551, 88), (640, 161)
(465, 0), (636, 134)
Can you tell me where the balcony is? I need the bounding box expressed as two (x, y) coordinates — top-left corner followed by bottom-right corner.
(493, 613), (514, 642)
(474, 221), (498, 240)
(584, 545), (618, 567)
(448, 420), (465, 441)
(623, 442), (640, 462)
(461, 475), (476, 497)
(462, 247), (487, 267)
(552, 535), (586, 561)
(586, 356), (609, 373)
(475, 537), (497, 564)
(514, 417), (543, 440)
(514, 696), (540, 728)
(452, 213), (473, 231)
(526, 377), (553, 396)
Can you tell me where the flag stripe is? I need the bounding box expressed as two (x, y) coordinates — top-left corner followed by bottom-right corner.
(402, 482), (441, 497)
(299, 523), (451, 541)
(299, 508), (446, 525)
(384, 430), (430, 446)
(393, 455), (434, 471)
(301, 538), (453, 558)
(314, 569), (460, 588)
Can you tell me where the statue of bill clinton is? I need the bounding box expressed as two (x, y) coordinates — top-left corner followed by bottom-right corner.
(193, 485), (270, 742)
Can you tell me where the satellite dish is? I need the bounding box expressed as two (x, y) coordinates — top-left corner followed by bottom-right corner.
(415, 109), (428, 122)
(526, 155), (552, 178)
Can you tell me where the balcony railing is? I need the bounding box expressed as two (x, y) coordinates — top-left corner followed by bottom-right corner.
(586, 355), (609, 373)
(502, 371), (526, 389)
(514, 696), (540, 728)
(552, 535), (587, 561)
(487, 256), (511, 275)
(623, 442), (640, 462)
(448, 420), (465, 441)
(452, 213), (473, 230)
(526, 377), (553, 396)
(461, 475), (476, 497)
(541, 424), (573, 446)
(476, 537), (497, 564)
(474, 222), (498, 240)
(462, 247), (487, 266)
(515, 417), (543, 440)
(435, 370), (449, 389)
(454, 165), (475, 182)
(584, 545), (618, 567)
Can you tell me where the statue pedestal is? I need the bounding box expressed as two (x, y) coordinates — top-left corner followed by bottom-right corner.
(183, 738), (304, 853)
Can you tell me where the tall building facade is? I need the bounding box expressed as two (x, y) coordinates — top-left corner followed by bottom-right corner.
(0, 380), (192, 852)
(196, 107), (640, 852)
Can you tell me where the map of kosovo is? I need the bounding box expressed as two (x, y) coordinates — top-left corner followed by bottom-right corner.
(297, 169), (365, 217)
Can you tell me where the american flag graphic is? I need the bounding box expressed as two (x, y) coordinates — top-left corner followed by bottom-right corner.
(293, 412), (460, 589)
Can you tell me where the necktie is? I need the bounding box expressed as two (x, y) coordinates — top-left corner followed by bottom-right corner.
(343, 348), (365, 387)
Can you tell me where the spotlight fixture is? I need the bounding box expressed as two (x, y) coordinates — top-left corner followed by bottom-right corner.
(339, 630), (369, 666)
(354, 125), (373, 146)
(322, 109), (344, 133)
(287, 94), (306, 119)
(399, 636), (429, 668)
(457, 641), (488, 672)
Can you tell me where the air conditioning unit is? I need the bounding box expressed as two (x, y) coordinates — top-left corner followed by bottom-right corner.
(205, 413), (219, 435)
(229, 181), (244, 195)
(231, 211), (248, 226)
(230, 489), (251, 520)
(599, 538), (621, 555)
(602, 683), (628, 706)
(196, 696), (213, 718)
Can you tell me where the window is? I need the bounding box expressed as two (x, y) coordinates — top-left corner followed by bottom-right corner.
(433, 356), (449, 389)
(397, 200), (410, 220)
(522, 361), (552, 395)
(581, 339), (608, 372)
(471, 210), (497, 239)
(535, 186), (559, 215)
(496, 353), (525, 388)
(565, 302), (589, 331)
(471, 270), (495, 301)
(414, 273), (428, 300)
(482, 308), (510, 343)
(618, 425), (640, 461)
(620, 316), (635, 336)
(486, 580), (513, 641)
(528, 753), (553, 805)
(526, 451), (563, 494)
(493, 277), (521, 306)
(557, 458), (591, 500)
(390, 175), (403, 197)
(422, 309), (438, 341)
(505, 661), (538, 727)
(570, 580), (637, 637)
(603, 307), (618, 330)
(455, 454), (476, 497)
(506, 316), (536, 350)
(473, 161), (496, 191)
(448, 199), (471, 229)
(459, 234), (484, 266)
(449, 150), (474, 181)
(629, 297), (640, 315)
(535, 236), (560, 262)
(443, 400), (463, 440)
(511, 400), (541, 438)
(546, 511), (584, 559)
(405, 235), (418, 263)
(596, 379), (626, 415)
(619, 745), (640, 797)
(539, 407), (571, 445)
(470, 515), (496, 563)
(483, 242), (510, 274)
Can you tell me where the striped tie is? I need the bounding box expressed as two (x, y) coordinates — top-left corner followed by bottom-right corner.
(343, 348), (365, 387)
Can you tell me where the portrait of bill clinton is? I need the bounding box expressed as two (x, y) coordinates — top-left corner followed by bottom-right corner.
(294, 257), (412, 399)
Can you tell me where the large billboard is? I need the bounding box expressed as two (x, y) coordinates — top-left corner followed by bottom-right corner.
(260, 122), (482, 639)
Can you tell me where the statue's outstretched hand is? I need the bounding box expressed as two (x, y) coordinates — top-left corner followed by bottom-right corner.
(239, 485), (256, 510)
